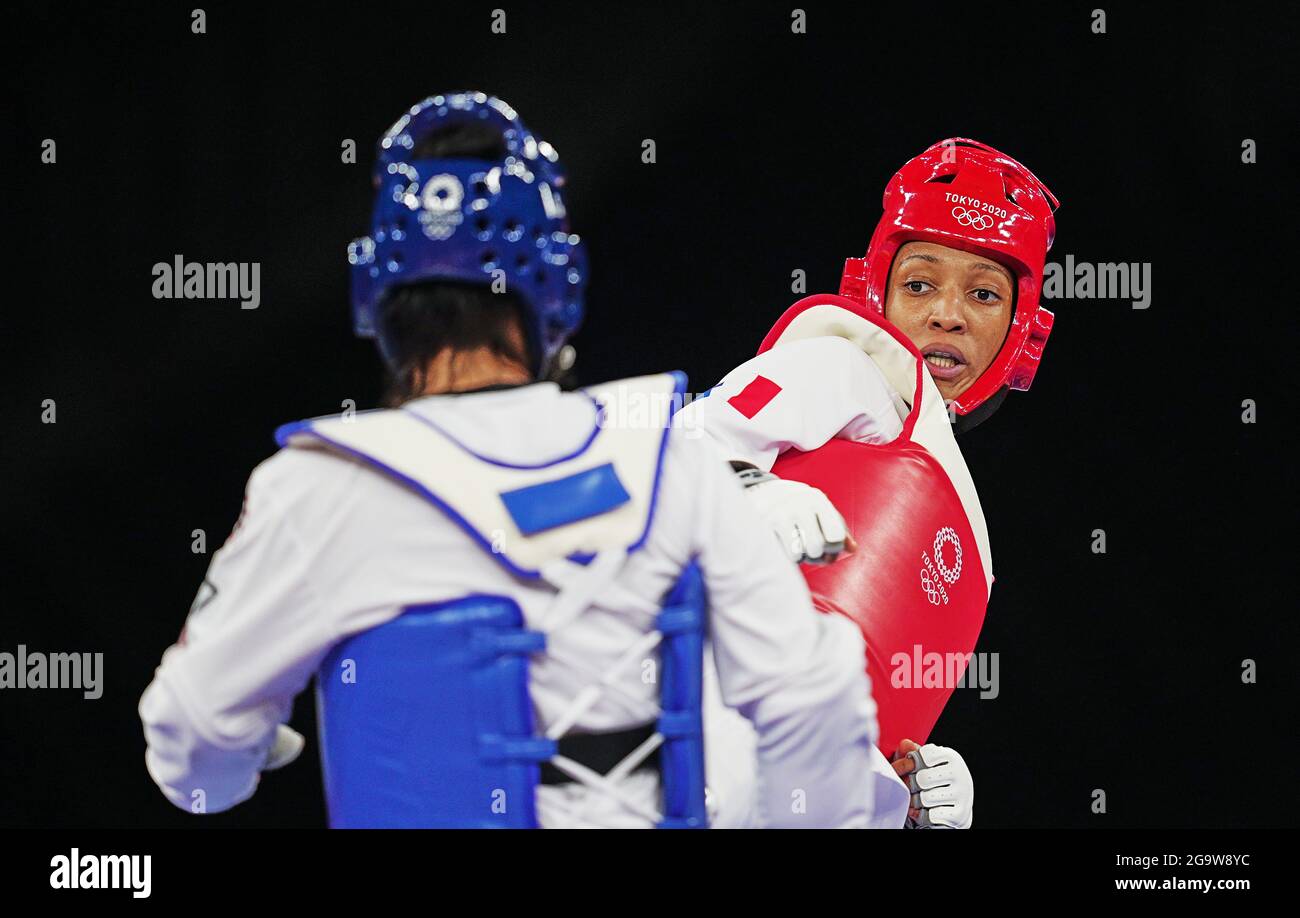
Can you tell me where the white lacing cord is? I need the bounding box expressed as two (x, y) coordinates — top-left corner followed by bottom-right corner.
(535, 551), (668, 825)
(544, 754), (661, 824)
(537, 551), (627, 633)
(545, 630), (662, 739)
(540, 553), (663, 623)
(581, 580), (662, 621)
(541, 643), (660, 723)
(563, 716), (668, 826)
(604, 732), (665, 783)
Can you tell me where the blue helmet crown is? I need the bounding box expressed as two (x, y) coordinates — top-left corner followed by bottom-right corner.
(348, 93), (587, 373)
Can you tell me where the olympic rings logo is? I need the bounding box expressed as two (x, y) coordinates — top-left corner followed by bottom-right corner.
(919, 525), (962, 606)
(933, 527), (963, 584)
(920, 568), (943, 605)
(951, 206), (994, 231)
(419, 174), (466, 241)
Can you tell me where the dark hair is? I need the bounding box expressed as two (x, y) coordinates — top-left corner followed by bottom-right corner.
(378, 282), (531, 405)
(411, 118), (508, 161)
(377, 116), (530, 405)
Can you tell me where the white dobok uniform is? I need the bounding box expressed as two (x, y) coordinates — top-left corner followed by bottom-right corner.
(139, 373), (884, 828)
(678, 336), (920, 828)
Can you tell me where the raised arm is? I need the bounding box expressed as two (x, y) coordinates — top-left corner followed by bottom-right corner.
(677, 335), (905, 471)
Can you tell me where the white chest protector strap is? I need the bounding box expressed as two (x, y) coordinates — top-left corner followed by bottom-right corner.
(275, 372), (687, 579)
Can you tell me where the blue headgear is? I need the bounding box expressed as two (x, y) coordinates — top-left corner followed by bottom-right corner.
(348, 93), (587, 375)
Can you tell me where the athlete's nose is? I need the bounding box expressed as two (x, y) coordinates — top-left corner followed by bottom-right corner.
(927, 292), (966, 333)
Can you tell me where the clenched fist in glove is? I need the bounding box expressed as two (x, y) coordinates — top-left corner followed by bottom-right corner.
(733, 463), (854, 565)
(263, 725), (306, 771)
(891, 739), (974, 828)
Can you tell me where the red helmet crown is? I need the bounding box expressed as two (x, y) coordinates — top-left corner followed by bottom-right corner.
(840, 138), (1059, 415)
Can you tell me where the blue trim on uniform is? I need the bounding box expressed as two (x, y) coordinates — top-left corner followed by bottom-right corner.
(399, 390), (606, 470)
(273, 408), (389, 448)
(274, 419), (314, 444)
(499, 463), (631, 536)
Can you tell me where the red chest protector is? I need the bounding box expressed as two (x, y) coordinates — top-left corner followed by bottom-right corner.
(762, 296), (994, 756)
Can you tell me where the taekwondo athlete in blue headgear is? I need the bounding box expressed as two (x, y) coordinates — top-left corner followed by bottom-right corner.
(139, 92), (884, 827)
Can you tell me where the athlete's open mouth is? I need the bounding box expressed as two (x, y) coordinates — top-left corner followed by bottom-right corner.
(921, 344), (968, 380)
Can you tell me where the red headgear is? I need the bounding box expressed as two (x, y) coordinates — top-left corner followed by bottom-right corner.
(839, 138), (1059, 416)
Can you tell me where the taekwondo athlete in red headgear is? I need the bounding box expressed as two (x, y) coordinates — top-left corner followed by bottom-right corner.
(682, 138), (1059, 829)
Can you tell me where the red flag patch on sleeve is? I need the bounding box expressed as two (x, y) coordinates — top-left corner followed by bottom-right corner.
(727, 375), (782, 419)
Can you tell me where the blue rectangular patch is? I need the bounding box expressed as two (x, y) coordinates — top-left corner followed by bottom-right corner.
(499, 463), (632, 536)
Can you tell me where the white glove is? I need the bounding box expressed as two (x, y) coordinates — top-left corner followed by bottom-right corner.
(735, 466), (849, 565)
(263, 725), (306, 771)
(904, 743), (973, 829)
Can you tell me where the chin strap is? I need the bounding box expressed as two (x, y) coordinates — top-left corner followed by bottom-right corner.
(950, 386), (1009, 436)
(539, 344), (579, 389)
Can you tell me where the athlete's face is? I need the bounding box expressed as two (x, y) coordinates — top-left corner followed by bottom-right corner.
(883, 241), (1015, 403)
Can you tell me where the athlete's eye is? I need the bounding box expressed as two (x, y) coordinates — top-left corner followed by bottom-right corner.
(902, 280), (932, 295)
(971, 288), (1002, 303)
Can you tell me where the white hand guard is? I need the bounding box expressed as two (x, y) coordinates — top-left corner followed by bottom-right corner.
(905, 743), (973, 829)
(263, 725), (306, 771)
(735, 467), (848, 565)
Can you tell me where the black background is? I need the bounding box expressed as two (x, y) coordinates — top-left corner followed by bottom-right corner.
(5, 1), (1294, 829)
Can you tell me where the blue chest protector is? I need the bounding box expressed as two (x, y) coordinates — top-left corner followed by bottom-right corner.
(276, 373), (707, 828)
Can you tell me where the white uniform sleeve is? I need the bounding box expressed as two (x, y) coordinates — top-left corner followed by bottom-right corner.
(138, 455), (336, 813)
(677, 336), (905, 471)
(702, 662), (913, 829)
(660, 433), (881, 827)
